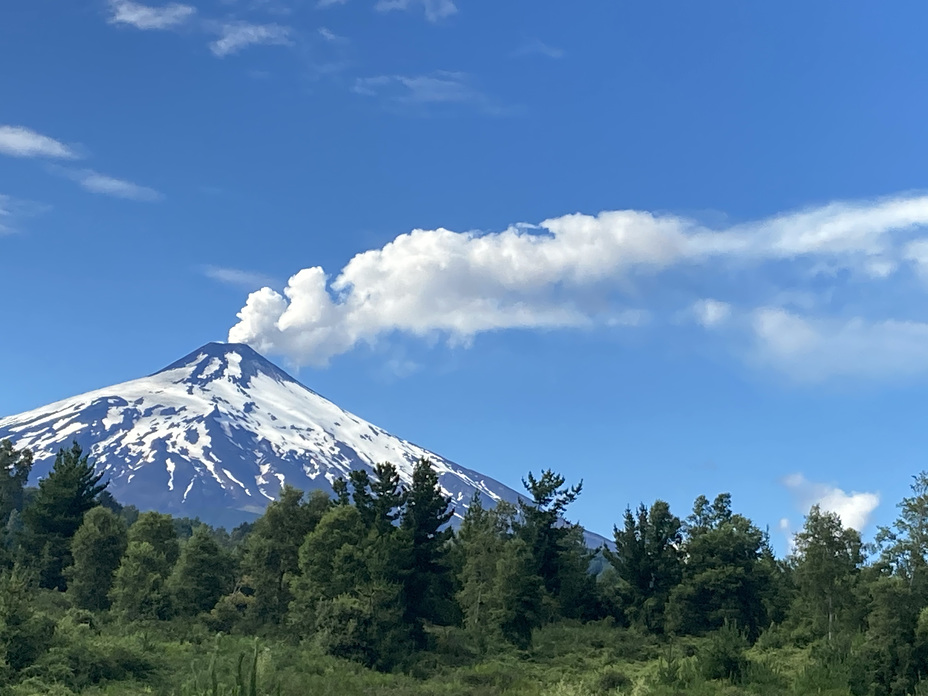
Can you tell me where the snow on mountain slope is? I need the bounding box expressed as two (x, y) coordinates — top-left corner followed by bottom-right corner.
(0, 343), (550, 531)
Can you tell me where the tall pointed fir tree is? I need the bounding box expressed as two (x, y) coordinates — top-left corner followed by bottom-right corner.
(22, 442), (106, 589)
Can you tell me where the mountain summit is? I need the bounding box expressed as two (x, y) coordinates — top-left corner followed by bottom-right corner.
(0, 342), (523, 528)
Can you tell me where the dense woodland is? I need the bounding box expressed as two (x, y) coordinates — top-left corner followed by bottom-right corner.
(2, 439), (928, 695)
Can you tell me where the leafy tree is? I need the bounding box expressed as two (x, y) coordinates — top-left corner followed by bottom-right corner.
(665, 493), (773, 639)
(0, 565), (54, 675)
(604, 500), (682, 632)
(791, 505), (865, 642)
(239, 486), (329, 627)
(169, 525), (234, 616)
(128, 511), (180, 568)
(65, 506), (128, 611)
(878, 472), (928, 592)
(109, 540), (173, 620)
(401, 458), (456, 638)
(517, 470), (594, 620)
(22, 442), (106, 589)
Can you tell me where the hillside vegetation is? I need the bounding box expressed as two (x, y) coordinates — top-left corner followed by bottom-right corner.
(1, 437), (926, 695)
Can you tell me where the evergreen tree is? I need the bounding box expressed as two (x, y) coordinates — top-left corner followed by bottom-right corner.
(371, 462), (406, 535)
(400, 458), (456, 640)
(791, 505), (864, 642)
(604, 500), (682, 632)
(65, 506), (128, 611)
(240, 486), (329, 627)
(22, 442), (106, 589)
(491, 537), (544, 649)
(169, 525), (233, 616)
(0, 564), (53, 674)
(109, 540), (173, 620)
(877, 471), (928, 592)
(0, 439), (32, 526)
(517, 469), (594, 619)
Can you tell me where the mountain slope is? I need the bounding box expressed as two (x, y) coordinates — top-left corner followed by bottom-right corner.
(0, 343), (604, 544)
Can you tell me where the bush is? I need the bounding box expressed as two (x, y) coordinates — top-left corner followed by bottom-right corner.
(698, 620), (748, 682)
(594, 667), (631, 692)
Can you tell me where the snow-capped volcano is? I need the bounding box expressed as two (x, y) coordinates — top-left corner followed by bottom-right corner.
(0, 343), (524, 528)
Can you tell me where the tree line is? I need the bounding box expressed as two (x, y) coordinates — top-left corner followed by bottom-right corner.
(3, 437), (928, 694)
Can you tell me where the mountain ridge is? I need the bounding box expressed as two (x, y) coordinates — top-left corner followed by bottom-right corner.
(0, 342), (608, 545)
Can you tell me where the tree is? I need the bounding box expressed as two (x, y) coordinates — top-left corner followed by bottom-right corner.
(665, 493), (773, 639)
(240, 486), (329, 627)
(401, 458), (456, 638)
(128, 511), (180, 568)
(65, 506), (128, 611)
(517, 469), (594, 619)
(491, 537), (544, 649)
(0, 439), (32, 525)
(109, 541), (173, 620)
(22, 442), (106, 589)
(791, 505), (864, 642)
(604, 500), (682, 632)
(169, 525), (233, 616)
(877, 472), (928, 592)
(0, 565), (54, 674)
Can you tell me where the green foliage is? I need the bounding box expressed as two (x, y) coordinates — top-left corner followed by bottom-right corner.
(0, 565), (55, 675)
(0, 439), (32, 533)
(109, 540), (173, 620)
(239, 486), (329, 628)
(170, 525), (234, 616)
(698, 620), (748, 682)
(65, 506), (128, 611)
(22, 442), (107, 590)
(604, 500), (682, 632)
(128, 510), (180, 567)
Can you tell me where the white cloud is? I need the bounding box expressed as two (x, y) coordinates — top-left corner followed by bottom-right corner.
(783, 473), (880, 531)
(228, 194), (928, 368)
(318, 27), (346, 42)
(353, 72), (508, 115)
(317, 0), (348, 6)
(58, 168), (162, 201)
(209, 22), (292, 56)
(512, 38), (565, 59)
(108, 0), (196, 30)
(750, 308), (928, 381)
(375, 0), (457, 22)
(0, 125), (77, 159)
(693, 299), (732, 328)
(203, 265), (275, 288)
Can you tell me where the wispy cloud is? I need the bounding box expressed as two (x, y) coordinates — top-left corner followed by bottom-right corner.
(353, 71), (507, 115)
(318, 27), (346, 42)
(108, 0), (197, 30)
(512, 38), (565, 59)
(0, 125), (78, 159)
(55, 168), (162, 201)
(203, 265), (275, 288)
(0, 194), (48, 235)
(783, 473), (880, 531)
(317, 0), (348, 6)
(227, 193), (928, 370)
(209, 21), (293, 57)
(374, 0), (457, 22)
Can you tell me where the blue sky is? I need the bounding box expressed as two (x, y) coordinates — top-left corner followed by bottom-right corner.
(3, 0), (928, 553)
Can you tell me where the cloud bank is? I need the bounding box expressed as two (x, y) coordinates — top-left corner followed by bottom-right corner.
(228, 194), (928, 373)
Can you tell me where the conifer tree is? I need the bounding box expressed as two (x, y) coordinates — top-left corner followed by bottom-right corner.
(109, 540), (173, 621)
(401, 458), (456, 639)
(66, 506), (128, 611)
(128, 511), (180, 568)
(22, 442), (106, 589)
(0, 439), (32, 526)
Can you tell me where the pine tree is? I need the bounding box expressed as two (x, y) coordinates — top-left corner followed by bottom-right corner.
(22, 442), (106, 589)
(604, 500), (683, 632)
(65, 506), (128, 611)
(169, 525), (233, 616)
(0, 439), (32, 525)
(491, 537), (544, 649)
(401, 458), (456, 640)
